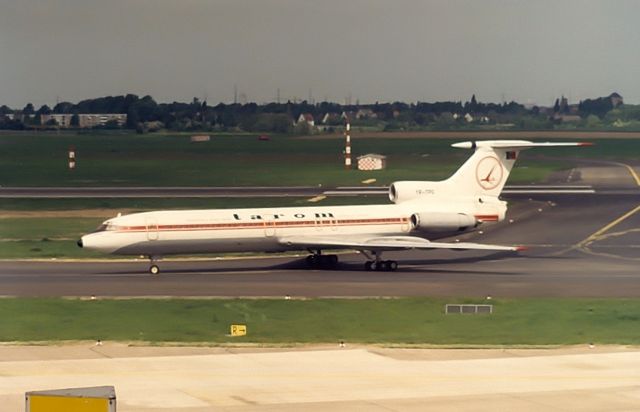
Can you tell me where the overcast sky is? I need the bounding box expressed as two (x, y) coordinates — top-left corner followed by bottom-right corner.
(2, 0), (639, 108)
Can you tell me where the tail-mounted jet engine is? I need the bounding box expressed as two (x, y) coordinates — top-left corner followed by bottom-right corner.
(410, 212), (477, 232)
(389, 181), (433, 204)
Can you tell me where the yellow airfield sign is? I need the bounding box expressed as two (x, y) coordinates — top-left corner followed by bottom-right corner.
(230, 324), (247, 336)
(26, 386), (116, 411)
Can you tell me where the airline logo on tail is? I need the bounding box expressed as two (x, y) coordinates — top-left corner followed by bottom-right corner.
(475, 156), (503, 190)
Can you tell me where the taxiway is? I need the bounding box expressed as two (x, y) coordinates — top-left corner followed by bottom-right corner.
(1, 194), (638, 298)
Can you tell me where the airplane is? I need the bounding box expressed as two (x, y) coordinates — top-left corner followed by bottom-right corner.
(78, 140), (588, 274)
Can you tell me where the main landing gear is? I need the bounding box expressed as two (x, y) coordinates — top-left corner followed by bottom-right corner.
(305, 250), (398, 271)
(306, 250), (339, 269)
(361, 251), (398, 272)
(364, 260), (398, 272)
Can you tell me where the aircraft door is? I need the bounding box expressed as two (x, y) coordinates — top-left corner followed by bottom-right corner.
(146, 217), (159, 241)
(401, 217), (410, 233)
(264, 220), (276, 237)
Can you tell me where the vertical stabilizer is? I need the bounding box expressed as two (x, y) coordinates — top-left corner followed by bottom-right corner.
(446, 140), (590, 197)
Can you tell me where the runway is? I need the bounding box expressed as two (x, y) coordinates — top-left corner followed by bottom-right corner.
(3, 184), (634, 198)
(1, 193), (639, 298)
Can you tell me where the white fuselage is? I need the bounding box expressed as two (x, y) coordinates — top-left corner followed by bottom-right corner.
(80, 198), (504, 256)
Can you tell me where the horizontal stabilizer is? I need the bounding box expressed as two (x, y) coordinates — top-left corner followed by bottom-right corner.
(452, 140), (593, 150)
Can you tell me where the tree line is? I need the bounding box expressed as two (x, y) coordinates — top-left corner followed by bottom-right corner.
(0, 92), (634, 132)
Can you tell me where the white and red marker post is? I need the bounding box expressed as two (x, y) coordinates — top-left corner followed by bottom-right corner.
(68, 145), (76, 170)
(344, 122), (352, 169)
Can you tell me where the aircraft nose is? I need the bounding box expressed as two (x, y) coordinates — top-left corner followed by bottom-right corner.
(77, 238), (83, 248)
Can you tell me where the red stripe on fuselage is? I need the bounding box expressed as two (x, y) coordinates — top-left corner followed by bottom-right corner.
(114, 217), (411, 233)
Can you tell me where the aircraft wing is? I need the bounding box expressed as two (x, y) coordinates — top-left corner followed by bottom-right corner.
(278, 235), (523, 252)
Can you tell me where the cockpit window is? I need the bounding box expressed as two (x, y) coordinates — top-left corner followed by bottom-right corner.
(93, 224), (108, 233)
(92, 222), (117, 233)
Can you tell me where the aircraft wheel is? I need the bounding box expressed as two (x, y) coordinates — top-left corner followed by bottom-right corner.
(149, 265), (160, 275)
(387, 260), (398, 272)
(370, 261), (379, 271)
(365, 261), (373, 271)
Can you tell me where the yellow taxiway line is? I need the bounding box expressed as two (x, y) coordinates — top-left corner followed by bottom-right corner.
(616, 162), (640, 187)
(575, 160), (640, 249)
(577, 203), (640, 248)
(307, 195), (327, 203)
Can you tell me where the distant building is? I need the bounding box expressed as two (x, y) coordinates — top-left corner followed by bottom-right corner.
(321, 112), (341, 124)
(559, 96), (569, 112)
(357, 153), (387, 171)
(296, 113), (315, 127)
(40, 113), (127, 128)
(610, 92), (624, 108)
(40, 114), (74, 127)
(10, 112), (35, 122)
(79, 114), (127, 128)
(340, 111), (357, 121)
(535, 106), (551, 115)
(355, 108), (377, 120)
(553, 114), (582, 123)
(568, 104), (580, 115)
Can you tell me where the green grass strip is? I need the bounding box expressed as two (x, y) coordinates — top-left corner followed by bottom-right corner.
(0, 196), (383, 212)
(1, 298), (640, 345)
(0, 132), (599, 187)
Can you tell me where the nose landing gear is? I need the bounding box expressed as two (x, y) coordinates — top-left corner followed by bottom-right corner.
(148, 256), (161, 275)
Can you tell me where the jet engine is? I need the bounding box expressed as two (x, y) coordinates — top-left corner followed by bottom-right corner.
(389, 181), (433, 204)
(410, 212), (477, 232)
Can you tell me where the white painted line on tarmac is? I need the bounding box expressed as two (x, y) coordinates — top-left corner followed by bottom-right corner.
(502, 189), (596, 194)
(505, 185), (593, 189)
(337, 186), (388, 190)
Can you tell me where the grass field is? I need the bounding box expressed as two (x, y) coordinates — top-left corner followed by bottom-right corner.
(0, 217), (101, 258)
(0, 195), (383, 211)
(1, 298), (639, 345)
(2, 131), (632, 187)
(0, 132), (454, 186)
